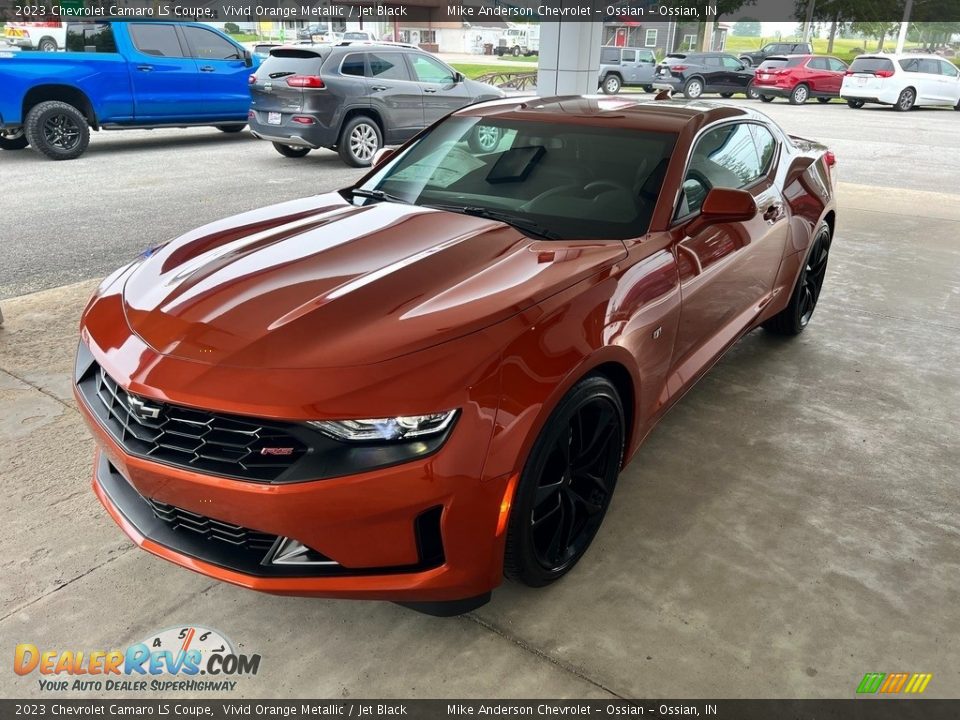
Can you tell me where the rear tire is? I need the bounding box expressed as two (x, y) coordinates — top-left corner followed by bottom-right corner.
(217, 124), (246, 133)
(0, 128), (28, 150)
(760, 95), (775, 103)
(894, 87), (915, 111)
(746, 82), (760, 100)
(504, 375), (624, 588)
(601, 74), (622, 95)
(789, 83), (809, 105)
(817, 97), (831, 104)
(24, 101), (90, 160)
(683, 78), (704, 99)
(763, 221), (832, 336)
(337, 116), (382, 167)
(272, 143), (310, 158)
(38, 37), (58, 52)
(847, 99), (864, 108)
(643, 84), (654, 93)
(719, 92), (734, 98)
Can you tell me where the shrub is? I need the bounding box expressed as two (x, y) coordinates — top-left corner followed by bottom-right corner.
(224, 22), (240, 35)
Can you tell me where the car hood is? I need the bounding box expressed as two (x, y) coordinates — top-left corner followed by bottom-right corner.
(122, 193), (626, 369)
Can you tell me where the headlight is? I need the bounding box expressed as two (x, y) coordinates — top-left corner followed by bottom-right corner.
(308, 411), (458, 442)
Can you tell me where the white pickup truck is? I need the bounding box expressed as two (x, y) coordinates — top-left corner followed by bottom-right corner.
(4, 22), (67, 52)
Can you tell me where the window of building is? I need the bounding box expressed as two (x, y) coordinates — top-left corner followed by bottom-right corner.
(645, 29), (657, 47)
(683, 34), (697, 50)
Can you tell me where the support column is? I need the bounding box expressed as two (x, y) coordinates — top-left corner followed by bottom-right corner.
(537, 20), (604, 96)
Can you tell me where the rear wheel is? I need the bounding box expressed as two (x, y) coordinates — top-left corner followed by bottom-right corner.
(763, 221), (832, 336)
(24, 101), (89, 160)
(217, 124), (246, 133)
(272, 142), (310, 158)
(512, 46), (521, 57)
(719, 92), (734, 98)
(847, 99), (864, 108)
(504, 375), (624, 587)
(601, 74), (622, 95)
(0, 128), (28, 150)
(38, 37), (58, 52)
(760, 95), (775, 103)
(643, 84), (654, 93)
(337, 115), (382, 167)
(789, 83), (809, 105)
(746, 82), (760, 100)
(467, 125), (502, 153)
(683, 78), (704, 99)
(817, 97), (831, 104)
(894, 87), (915, 111)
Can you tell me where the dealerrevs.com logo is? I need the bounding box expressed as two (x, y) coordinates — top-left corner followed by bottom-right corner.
(14, 626), (261, 693)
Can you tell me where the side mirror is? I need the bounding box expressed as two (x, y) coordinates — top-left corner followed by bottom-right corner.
(684, 187), (757, 235)
(372, 148), (395, 167)
(243, 49), (253, 68)
(453, 71), (464, 83)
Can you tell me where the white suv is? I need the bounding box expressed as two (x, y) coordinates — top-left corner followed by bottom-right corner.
(841, 53), (960, 111)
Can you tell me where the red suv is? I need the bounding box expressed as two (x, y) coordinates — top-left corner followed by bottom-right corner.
(754, 54), (848, 104)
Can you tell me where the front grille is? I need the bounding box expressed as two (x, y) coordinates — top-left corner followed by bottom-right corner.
(146, 498), (278, 553)
(90, 365), (306, 482)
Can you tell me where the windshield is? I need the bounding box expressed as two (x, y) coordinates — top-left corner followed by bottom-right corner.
(354, 116), (677, 240)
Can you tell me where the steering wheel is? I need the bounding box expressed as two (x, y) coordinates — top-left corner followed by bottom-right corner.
(520, 183), (584, 212)
(582, 180), (632, 198)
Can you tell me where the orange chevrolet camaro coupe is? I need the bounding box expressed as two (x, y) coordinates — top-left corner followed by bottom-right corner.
(75, 97), (837, 615)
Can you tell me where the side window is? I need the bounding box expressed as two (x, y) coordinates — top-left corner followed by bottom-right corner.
(828, 58), (847, 72)
(621, 49), (637, 63)
(704, 56), (722, 67)
(368, 52), (409, 81)
(749, 125), (777, 175)
(182, 26), (241, 60)
(679, 123), (763, 217)
(65, 22), (116, 53)
(940, 60), (959, 78)
(918, 59), (940, 75)
(129, 24), (184, 58)
(340, 53), (365, 77)
(410, 54), (455, 84)
(808, 57), (828, 70)
(899, 58), (919, 72)
(722, 56), (742, 69)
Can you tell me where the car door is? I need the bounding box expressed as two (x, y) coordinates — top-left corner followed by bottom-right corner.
(408, 53), (471, 125)
(914, 58), (944, 103)
(179, 25), (250, 119)
(365, 50), (424, 142)
(825, 57), (848, 94)
(620, 49), (638, 83)
(938, 60), (960, 105)
(701, 55), (725, 91)
(637, 49), (657, 83)
(126, 23), (201, 120)
(669, 122), (788, 382)
(721, 55), (750, 91)
(804, 56), (832, 94)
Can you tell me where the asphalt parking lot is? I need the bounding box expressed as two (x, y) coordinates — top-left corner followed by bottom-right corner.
(1, 98), (959, 698)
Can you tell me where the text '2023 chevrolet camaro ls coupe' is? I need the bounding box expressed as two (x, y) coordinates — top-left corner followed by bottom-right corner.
(75, 96), (837, 615)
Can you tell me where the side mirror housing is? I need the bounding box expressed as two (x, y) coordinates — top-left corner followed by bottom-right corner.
(243, 49), (254, 68)
(684, 187), (757, 235)
(372, 147), (395, 167)
(453, 71), (465, 83)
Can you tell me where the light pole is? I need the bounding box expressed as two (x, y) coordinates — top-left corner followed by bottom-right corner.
(895, 0), (914, 53)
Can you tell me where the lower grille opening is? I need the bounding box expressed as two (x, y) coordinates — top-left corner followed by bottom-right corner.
(414, 506), (445, 567)
(146, 498), (279, 553)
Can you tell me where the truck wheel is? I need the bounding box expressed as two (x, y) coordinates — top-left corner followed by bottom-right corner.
(0, 128), (29, 151)
(217, 124), (246, 133)
(337, 116), (382, 167)
(601, 74), (622, 95)
(38, 37), (58, 52)
(272, 143), (311, 158)
(24, 101), (90, 160)
(512, 46), (521, 57)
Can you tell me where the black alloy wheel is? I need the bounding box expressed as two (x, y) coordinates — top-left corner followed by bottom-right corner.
(847, 99), (865, 108)
(763, 221), (832, 335)
(42, 114), (82, 152)
(0, 128), (28, 150)
(505, 376), (624, 587)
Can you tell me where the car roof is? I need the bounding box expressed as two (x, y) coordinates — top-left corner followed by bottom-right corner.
(455, 96), (766, 134)
(855, 52), (943, 61)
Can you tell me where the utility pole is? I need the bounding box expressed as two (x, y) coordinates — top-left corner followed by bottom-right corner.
(802, 0), (816, 43)
(895, 0), (913, 53)
(700, 20), (715, 52)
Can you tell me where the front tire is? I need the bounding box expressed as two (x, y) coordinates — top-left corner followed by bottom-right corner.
(0, 128), (29, 150)
(746, 82), (760, 100)
(338, 116), (382, 167)
(643, 84), (654, 93)
(683, 78), (704, 99)
(763, 221), (832, 336)
(504, 376), (624, 588)
(601, 74), (622, 95)
(894, 87), (915, 111)
(719, 92), (734, 98)
(272, 142), (310, 158)
(847, 99), (865, 108)
(789, 83), (809, 105)
(760, 95), (775, 103)
(23, 101), (90, 160)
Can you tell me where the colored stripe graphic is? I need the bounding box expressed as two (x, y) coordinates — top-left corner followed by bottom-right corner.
(857, 673), (886, 694)
(857, 672), (932, 694)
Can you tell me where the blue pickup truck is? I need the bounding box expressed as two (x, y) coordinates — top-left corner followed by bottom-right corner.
(0, 21), (257, 160)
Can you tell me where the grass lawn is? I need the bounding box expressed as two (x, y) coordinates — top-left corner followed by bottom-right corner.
(451, 63), (536, 79)
(227, 33), (260, 43)
(723, 35), (939, 65)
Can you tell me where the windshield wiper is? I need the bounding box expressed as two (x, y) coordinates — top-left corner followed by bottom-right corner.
(428, 204), (562, 240)
(349, 188), (409, 204)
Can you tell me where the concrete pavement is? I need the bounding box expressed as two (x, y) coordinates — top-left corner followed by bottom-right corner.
(1, 181), (958, 698)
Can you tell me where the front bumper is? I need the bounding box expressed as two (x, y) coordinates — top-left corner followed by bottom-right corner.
(75, 337), (512, 605)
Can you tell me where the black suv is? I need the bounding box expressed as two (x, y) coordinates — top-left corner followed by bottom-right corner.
(249, 44), (504, 166)
(653, 53), (759, 99)
(738, 42), (813, 67)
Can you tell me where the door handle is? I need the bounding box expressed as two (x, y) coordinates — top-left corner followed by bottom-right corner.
(136, 64), (153, 72)
(424, 87), (438, 93)
(199, 65), (215, 73)
(763, 202), (784, 222)
(370, 85), (387, 92)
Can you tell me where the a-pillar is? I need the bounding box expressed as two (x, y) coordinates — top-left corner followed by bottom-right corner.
(537, 19), (604, 95)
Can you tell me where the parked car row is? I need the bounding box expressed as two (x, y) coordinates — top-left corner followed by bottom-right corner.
(599, 45), (960, 112)
(0, 21), (503, 164)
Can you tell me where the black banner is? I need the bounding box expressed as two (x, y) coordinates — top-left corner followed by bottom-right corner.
(3, 700), (960, 719)
(2, 0), (960, 24)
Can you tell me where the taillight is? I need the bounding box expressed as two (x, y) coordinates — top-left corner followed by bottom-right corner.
(671, 65), (688, 72)
(286, 75), (325, 88)
(292, 116), (315, 125)
(874, 70), (894, 78)
(825, 151), (836, 167)
(248, 75), (256, 85)
(247, 110), (255, 119)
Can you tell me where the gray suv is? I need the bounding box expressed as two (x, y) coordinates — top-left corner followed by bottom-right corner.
(738, 42), (813, 67)
(249, 44), (504, 166)
(598, 46), (657, 94)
